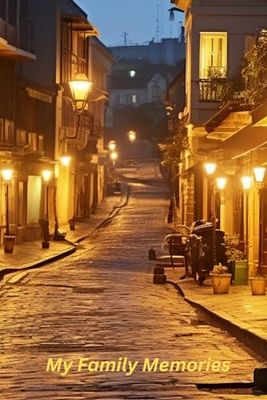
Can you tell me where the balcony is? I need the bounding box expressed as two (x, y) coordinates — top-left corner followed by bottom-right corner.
(0, 17), (35, 60)
(199, 78), (229, 102)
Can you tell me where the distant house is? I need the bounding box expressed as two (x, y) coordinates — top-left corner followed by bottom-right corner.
(106, 58), (185, 145)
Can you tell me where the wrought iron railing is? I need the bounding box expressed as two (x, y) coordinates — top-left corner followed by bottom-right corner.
(199, 78), (229, 102)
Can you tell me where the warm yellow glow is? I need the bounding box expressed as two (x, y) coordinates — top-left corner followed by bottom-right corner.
(2, 169), (13, 182)
(241, 176), (252, 190)
(108, 140), (116, 151)
(110, 151), (118, 161)
(216, 177), (227, 190)
(128, 130), (137, 142)
(199, 32), (227, 79)
(204, 162), (217, 175)
(60, 156), (71, 167)
(68, 73), (92, 112)
(42, 170), (52, 182)
(253, 167), (266, 183)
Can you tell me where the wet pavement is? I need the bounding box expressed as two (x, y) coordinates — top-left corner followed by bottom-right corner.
(0, 164), (266, 399)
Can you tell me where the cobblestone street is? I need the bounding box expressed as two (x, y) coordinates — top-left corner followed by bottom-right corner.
(0, 165), (266, 399)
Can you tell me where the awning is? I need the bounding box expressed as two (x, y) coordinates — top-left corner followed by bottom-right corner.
(221, 124), (267, 159)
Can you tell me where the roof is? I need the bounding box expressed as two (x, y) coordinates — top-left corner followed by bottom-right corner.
(63, 13), (99, 37)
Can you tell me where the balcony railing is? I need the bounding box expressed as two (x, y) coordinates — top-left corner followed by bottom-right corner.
(199, 78), (229, 102)
(0, 17), (34, 54)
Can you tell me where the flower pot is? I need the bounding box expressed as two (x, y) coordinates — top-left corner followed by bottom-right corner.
(210, 273), (232, 294)
(250, 277), (266, 295)
(3, 234), (16, 254)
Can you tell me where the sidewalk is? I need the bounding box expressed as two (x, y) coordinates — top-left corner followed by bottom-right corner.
(165, 270), (267, 359)
(0, 193), (124, 279)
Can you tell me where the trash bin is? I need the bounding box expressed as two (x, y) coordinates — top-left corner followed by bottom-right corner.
(231, 260), (248, 284)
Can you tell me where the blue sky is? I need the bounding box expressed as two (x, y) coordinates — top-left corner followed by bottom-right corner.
(76, 0), (183, 47)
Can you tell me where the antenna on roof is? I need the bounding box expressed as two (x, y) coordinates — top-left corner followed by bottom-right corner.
(123, 32), (128, 46)
(156, 3), (160, 42)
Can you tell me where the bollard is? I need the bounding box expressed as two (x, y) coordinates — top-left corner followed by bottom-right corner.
(148, 248), (156, 260)
(153, 266), (166, 284)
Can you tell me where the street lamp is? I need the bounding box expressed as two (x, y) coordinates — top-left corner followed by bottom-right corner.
(41, 170), (52, 249)
(110, 151), (118, 166)
(253, 166), (266, 183)
(60, 155), (72, 167)
(128, 130), (137, 143)
(253, 166), (266, 274)
(108, 140), (117, 152)
(67, 74), (92, 230)
(204, 162), (217, 176)
(68, 73), (93, 113)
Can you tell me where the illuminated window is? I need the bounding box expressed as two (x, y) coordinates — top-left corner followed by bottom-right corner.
(199, 32), (227, 79)
(28, 132), (38, 151)
(129, 70), (136, 77)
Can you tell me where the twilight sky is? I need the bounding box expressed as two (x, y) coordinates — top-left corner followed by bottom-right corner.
(76, 0), (183, 47)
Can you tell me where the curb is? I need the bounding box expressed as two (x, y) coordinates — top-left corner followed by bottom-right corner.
(0, 185), (130, 280)
(0, 246), (76, 281)
(169, 280), (267, 361)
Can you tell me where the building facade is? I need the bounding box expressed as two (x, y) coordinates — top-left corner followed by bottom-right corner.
(170, 0), (267, 275)
(0, 0), (113, 247)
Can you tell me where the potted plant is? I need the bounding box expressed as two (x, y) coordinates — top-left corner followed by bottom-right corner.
(210, 263), (232, 294)
(224, 233), (248, 284)
(249, 262), (266, 296)
(250, 274), (266, 295)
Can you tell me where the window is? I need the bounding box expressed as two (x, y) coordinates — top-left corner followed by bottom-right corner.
(199, 32), (227, 79)
(28, 132), (38, 151)
(126, 94), (138, 104)
(132, 94), (137, 104)
(17, 129), (27, 145)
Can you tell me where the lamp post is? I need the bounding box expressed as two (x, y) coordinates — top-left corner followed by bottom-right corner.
(253, 166), (266, 274)
(204, 162), (217, 266)
(2, 169), (15, 253)
(67, 73), (92, 230)
(241, 175), (252, 258)
(2, 169), (13, 236)
(215, 176), (227, 231)
(41, 170), (52, 249)
(54, 156), (72, 240)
